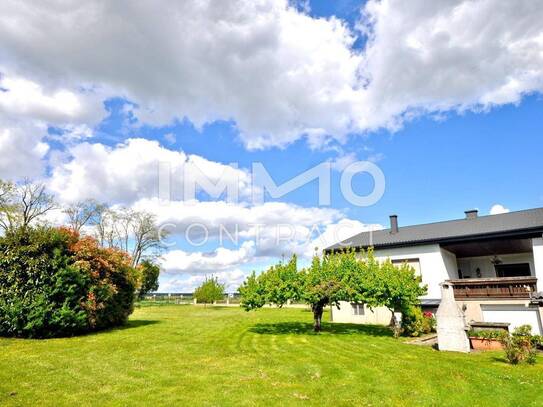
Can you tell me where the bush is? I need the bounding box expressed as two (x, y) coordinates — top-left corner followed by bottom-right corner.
(500, 325), (538, 365)
(468, 329), (507, 340)
(194, 276), (224, 305)
(0, 227), (137, 338)
(401, 307), (435, 337)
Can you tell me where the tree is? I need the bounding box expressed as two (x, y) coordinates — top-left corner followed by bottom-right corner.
(194, 276), (225, 305)
(240, 249), (427, 333)
(240, 251), (363, 332)
(93, 208), (164, 267)
(130, 211), (163, 267)
(357, 254), (427, 337)
(138, 260), (161, 300)
(64, 199), (105, 233)
(0, 179), (56, 232)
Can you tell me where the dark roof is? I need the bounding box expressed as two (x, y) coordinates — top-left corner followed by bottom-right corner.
(327, 207), (543, 251)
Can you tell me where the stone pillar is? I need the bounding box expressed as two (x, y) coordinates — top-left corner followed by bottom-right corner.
(436, 282), (470, 353)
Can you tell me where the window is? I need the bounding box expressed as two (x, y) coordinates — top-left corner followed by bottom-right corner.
(351, 303), (365, 316)
(391, 258), (421, 275)
(495, 263), (531, 278)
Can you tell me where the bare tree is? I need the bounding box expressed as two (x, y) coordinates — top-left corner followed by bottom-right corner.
(95, 207), (117, 248)
(63, 199), (105, 233)
(93, 207), (165, 267)
(0, 179), (56, 231)
(131, 211), (163, 267)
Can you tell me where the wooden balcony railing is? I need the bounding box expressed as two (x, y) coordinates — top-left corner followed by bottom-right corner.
(448, 277), (538, 299)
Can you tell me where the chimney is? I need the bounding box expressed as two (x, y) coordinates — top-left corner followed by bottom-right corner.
(390, 215), (399, 234)
(465, 209), (478, 220)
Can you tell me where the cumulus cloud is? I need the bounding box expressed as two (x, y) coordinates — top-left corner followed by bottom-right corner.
(0, 0), (363, 149)
(161, 241), (256, 274)
(2, 0), (542, 150)
(490, 204), (510, 215)
(358, 0), (543, 128)
(0, 73), (105, 178)
(0, 122), (49, 178)
(48, 138), (252, 204)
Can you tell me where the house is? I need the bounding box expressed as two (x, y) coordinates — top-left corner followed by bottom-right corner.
(326, 208), (543, 335)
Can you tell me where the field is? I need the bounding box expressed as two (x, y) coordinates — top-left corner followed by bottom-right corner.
(1, 305), (542, 406)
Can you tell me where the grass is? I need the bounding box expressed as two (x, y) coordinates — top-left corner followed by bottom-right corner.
(1, 305), (543, 406)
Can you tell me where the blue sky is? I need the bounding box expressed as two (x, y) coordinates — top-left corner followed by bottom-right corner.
(1, 0), (542, 291)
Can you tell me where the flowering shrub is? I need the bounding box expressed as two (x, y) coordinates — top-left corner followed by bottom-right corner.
(500, 325), (538, 365)
(401, 307), (436, 337)
(0, 226), (137, 338)
(70, 236), (137, 330)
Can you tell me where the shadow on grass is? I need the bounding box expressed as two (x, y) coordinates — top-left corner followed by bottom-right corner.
(118, 319), (160, 330)
(490, 356), (509, 364)
(249, 322), (392, 337)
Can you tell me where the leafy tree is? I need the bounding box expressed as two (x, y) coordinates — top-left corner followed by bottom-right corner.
(138, 260), (161, 300)
(357, 256), (427, 337)
(240, 249), (427, 333)
(194, 276), (225, 305)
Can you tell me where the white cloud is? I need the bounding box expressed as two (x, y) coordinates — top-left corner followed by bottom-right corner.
(358, 0), (543, 130)
(490, 204), (510, 215)
(0, 73), (105, 179)
(0, 0), (363, 149)
(161, 241), (256, 274)
(2, 0), (542, 149)
(0, 74), (103, 124)
(48, 138), (252, 204)
(0, 122), (49, 179)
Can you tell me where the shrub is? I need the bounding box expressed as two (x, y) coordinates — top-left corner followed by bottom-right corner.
(194, 276), (224, 305)
(137, 260), (160, 300)
(500, 325), (538, 365)
(401, 307), (435, 337)
(70, 236), (137, 330)
(0, 226), (137, 338)
(468, 329), (507, 340)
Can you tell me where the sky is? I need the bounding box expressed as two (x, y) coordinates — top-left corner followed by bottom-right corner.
(1, 0), (542, 292)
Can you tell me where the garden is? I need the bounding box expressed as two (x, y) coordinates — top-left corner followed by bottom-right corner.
(1, 305), (543, 406)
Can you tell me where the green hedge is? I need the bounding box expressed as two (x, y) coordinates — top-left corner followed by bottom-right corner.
(0, 227), (137, 338)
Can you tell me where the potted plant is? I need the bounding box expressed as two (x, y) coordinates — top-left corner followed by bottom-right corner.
(468, 329), (507, 351)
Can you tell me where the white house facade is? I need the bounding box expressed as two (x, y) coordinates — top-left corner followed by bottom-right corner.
(327, 208), (543, 335)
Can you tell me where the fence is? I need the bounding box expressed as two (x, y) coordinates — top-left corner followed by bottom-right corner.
(142, 293), (309, 308)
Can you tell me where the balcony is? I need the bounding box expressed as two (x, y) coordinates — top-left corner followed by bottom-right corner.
(448, 277), (538, 300)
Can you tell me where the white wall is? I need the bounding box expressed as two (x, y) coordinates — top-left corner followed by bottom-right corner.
(457, 252), (535, 279)
(331, 302), (393, 325)
(371, 244), (456, 299)
(532, 238), (543, 283)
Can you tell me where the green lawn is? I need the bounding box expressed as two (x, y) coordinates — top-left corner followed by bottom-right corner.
(1, 305), (542, 406)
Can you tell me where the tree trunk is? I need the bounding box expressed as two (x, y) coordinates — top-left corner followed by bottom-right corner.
(390, 310), (401, 338)
(312, 303), (324, 332)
